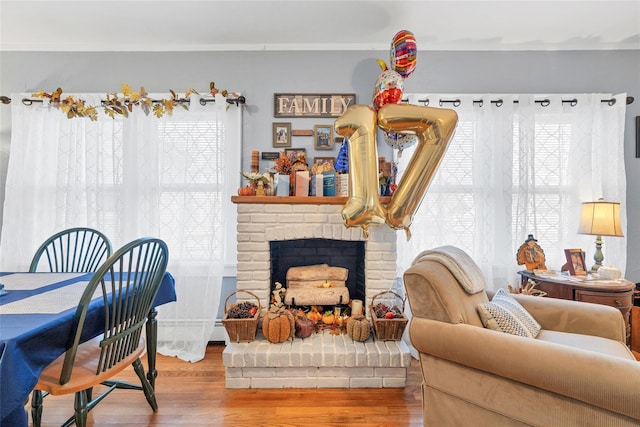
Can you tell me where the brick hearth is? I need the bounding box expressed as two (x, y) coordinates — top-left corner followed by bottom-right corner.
(226, 196), (410, 388)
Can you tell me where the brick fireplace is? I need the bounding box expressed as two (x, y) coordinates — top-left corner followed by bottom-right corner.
(223, 196), (411, 388)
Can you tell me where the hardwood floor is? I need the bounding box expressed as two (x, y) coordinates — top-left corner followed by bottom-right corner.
(30, 343), (424, 427)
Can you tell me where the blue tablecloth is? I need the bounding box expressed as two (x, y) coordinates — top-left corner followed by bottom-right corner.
(0, 272), (176, 426)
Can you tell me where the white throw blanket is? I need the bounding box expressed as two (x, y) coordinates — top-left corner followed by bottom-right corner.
(411, 246), (486, 294)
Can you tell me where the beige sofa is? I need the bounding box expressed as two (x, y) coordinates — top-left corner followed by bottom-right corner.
(403, 247), (640, 426)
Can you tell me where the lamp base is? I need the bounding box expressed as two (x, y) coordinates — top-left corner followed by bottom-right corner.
(590, 235), (604, 274)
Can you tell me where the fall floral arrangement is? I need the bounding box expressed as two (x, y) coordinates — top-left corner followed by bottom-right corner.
(269, 152), (293, 175)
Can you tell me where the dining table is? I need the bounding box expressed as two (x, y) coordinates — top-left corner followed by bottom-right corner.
(0, 271), (177, 427)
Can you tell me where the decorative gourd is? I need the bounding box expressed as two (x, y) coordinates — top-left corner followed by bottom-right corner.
(347, 316), (371, 342)
(295, 315), (315, 339)
(307, 306), (323, 324)
(322, 310), (335, 325)
(238, 186), (255, 196)
(262, 309), (295, 343)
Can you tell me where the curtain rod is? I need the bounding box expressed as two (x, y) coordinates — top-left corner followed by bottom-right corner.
(404, 95), (634, 107)
(0, 95), (246, 106)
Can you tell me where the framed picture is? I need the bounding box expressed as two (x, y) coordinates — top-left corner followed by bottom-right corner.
(285, 148), (307, 163)
(272, 122), (292, 148)
(564, 248), (587, 276)
(313, 156), (335, 167)
(314, 125), (334, 150)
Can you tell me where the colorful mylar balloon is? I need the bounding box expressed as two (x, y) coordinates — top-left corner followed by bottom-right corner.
(334, 105), (386, 238)
(383, 131), (418, 155)
(372, 60), (404, 111)
(390, 30), (417, 79)
(378, 103), (458, 239)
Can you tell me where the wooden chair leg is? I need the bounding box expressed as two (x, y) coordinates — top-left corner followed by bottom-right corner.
(133, 358), (158, 411)
(73, 390), (88, 427)
(146, 307), (159, 388)
(31, 390), (43, 427)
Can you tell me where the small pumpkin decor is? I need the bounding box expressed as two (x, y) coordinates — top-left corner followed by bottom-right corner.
(307, 306), (323, 324)
(346, 315), (371, 342)
(322, 310), (335, 325)
(262, 282), (295, 343)
(263, 309), (295, 343)
(238, 186), (255, 196)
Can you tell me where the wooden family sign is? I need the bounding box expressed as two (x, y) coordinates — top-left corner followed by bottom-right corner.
(274, 93), (356, 118)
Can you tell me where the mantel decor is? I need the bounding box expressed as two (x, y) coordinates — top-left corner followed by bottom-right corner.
(274, 93), (356, 118)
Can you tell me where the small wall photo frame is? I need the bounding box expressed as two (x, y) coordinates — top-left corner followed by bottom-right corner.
(314, 125), (334, 150)
(272, 122), (292, 148)
(285, 148), (307, 163)
(313, 156), (335, 167)
(564, 248), (587, 276)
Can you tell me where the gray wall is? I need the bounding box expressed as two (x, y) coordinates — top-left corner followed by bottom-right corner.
(1, 50), (639, 282)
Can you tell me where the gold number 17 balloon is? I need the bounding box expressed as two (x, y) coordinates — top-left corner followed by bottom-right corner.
(335, 103), (458, 239)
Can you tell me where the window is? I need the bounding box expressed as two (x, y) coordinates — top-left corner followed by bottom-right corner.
(396, 94), (627, 286)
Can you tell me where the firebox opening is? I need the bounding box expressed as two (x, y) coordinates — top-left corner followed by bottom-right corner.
(270, 238), (365, 307)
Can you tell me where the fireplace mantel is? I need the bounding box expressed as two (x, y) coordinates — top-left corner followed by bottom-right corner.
(232, 196), (392, 205)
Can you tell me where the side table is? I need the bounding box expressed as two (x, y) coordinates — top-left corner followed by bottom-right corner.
(518, 271), (634, 345)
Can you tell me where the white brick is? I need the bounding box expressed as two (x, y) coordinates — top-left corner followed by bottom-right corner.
(225, 367), (243, 377)
(243, 367), (277, 377)
(277, 213), (305, 223)
(382, 377), (406, 388)
(375, 367), (406, 377)
(237, 223), (267, 233)
(364, 340), (380, 365)
(265, 205), (294, 213)
(293, 205), (321, 213)
(281, 377), (318, 388)
(226, 377), (251, 388)
(350, 377), (383, 388)
(237, 205), (266, 214)
(249, 233), (267, 242)
(252, 213), (279, 223)
(318, 367), (374, 377)
(275, 367), (315, 377)
(317, 377), (350, 388)
(236, 213), (252, 223)
(265, 227), (285, 241)
(303, 213), (329, 223)
(251, 377), (286, 388)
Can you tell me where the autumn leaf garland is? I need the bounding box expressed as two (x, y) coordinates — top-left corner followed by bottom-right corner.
(31, 82), (234, 121)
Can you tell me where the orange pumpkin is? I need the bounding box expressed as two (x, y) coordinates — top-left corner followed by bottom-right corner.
(238, 186), (255, 196)
(322, 310), (335, 325)
(307, 307), (323, 324)
(262, 309), (295, 343)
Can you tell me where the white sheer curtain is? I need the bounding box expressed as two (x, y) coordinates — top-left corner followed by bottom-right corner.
(396, 93), (627, 288)
(1, 92), (241, 362)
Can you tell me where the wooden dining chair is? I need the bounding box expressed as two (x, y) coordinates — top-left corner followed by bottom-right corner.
(29, 227), (113, 273)
(30, 237), (169, 427)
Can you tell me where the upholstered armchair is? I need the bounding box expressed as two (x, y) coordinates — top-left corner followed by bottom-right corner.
(403, 246), (640, 426)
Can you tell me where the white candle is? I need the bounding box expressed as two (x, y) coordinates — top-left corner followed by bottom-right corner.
(351, 299), (363, 317)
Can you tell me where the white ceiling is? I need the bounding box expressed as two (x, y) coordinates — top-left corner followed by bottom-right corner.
(1, 0), (639, 52)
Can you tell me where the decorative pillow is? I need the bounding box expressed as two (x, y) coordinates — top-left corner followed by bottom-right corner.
(477, 288), (541, 338)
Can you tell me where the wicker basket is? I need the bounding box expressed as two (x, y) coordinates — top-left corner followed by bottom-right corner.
(222, 290), (261, 343)
(369, 290), (408, 341)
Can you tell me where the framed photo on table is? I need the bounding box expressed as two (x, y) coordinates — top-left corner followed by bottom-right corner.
(314, 125), (334, 150)
(564, 248), (587, 275)
(272, 122), (292, 148)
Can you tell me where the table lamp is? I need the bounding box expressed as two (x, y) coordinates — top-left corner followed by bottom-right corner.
(577, 199), (623, 273)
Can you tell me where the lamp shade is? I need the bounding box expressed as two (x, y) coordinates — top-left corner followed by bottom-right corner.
(577, 201), (623, 237)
